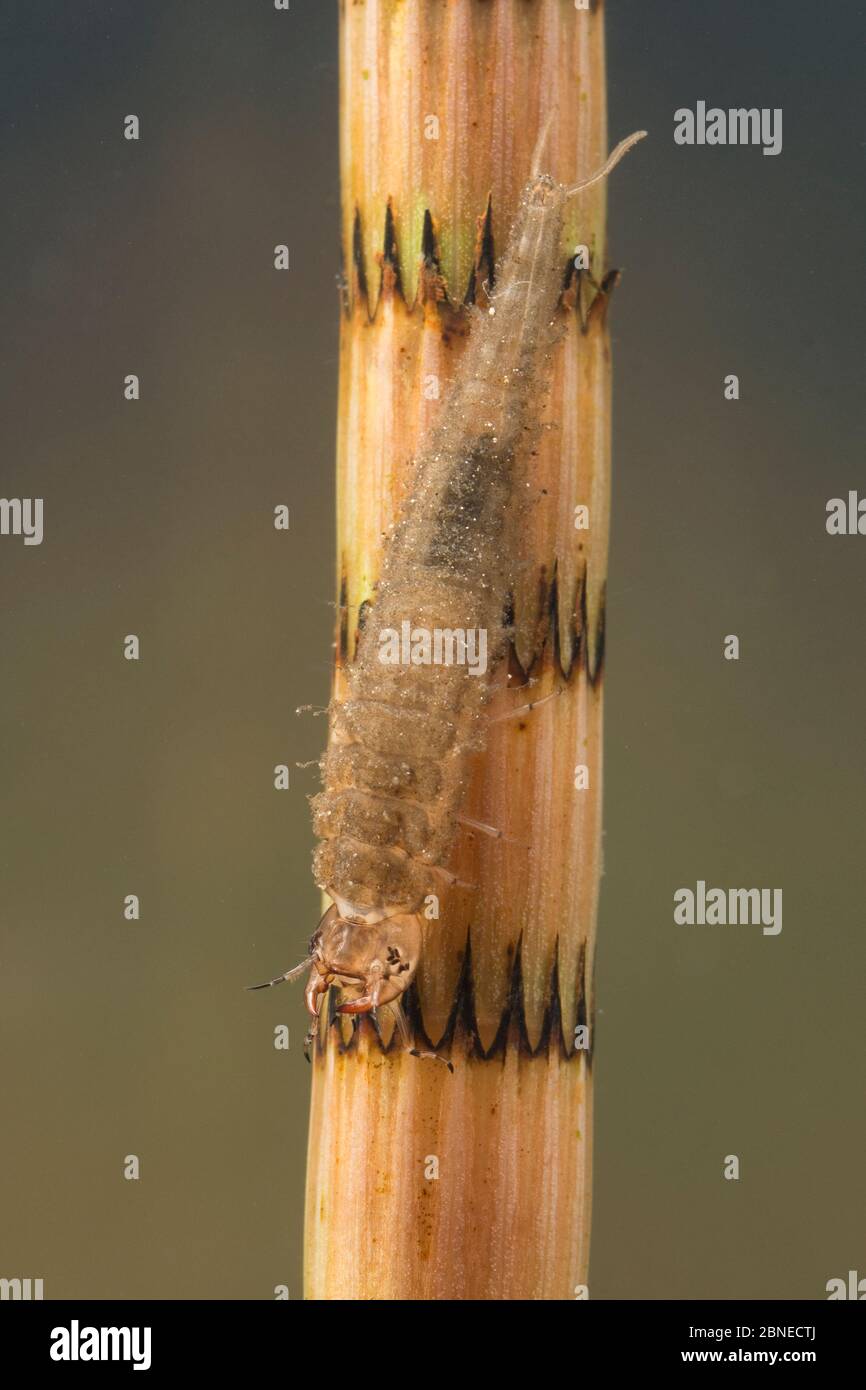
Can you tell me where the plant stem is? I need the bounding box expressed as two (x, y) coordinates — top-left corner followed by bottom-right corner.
(305, 0), (612, 1300)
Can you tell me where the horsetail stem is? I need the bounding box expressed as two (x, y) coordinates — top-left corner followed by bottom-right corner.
(305, 0), (615, 1301)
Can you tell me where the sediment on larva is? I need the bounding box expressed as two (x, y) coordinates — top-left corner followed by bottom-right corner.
(322, 745), (445, 801)
(313, 836), (432, 913)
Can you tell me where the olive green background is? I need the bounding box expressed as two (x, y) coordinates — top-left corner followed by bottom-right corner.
(1, 1), (863, 1299)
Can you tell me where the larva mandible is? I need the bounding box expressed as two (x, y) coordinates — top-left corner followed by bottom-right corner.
(250, 128), (646, 1063)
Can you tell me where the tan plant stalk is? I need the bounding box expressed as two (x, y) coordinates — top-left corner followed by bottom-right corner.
(305, 0), (614, 1300)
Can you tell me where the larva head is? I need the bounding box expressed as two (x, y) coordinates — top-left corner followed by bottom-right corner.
(310, 902), (422, 1015)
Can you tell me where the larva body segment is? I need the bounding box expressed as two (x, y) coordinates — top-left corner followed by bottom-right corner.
(313, 175), (571, 921)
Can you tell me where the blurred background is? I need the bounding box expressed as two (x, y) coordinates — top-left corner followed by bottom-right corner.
(0, 0), (863, 1299)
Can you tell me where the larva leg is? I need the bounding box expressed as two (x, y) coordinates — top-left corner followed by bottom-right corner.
(303, 1017), (320, 1062)
(303, 970), (330, 1063)
(428, 863), (476, 891)
(456, 814), (529, 849)
(457, 814), (505, 839)
(389, 1001), (454, 1073)
(488, 686), (564, 724)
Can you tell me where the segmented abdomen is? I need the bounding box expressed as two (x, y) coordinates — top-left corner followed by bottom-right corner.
(313, 447), (512, 913)
(313, 176), (569, 914)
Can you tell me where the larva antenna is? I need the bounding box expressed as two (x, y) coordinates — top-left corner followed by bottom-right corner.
(246, 957), (311, 991)
(530, 110), (557, 177)
(565, 129), (647, 197)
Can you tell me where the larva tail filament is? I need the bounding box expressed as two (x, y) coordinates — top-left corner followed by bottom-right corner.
(565, 129), (647, 198)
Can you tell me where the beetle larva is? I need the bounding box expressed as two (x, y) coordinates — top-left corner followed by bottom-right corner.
(250, 130), (646, 1060)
